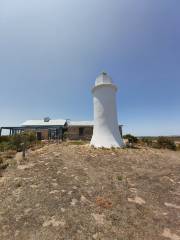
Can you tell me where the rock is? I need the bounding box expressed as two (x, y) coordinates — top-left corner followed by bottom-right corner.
(0, 177), (8, 184)
(92, 213), (105, 225)
(81, 195), (90, 204)
(92, 233), (101, 239)
(162, 228), (180, 240)
(17, 163), (35, 170)
(49, 190), (59, 194)
(15, 230), (20, 237)
(129, 188), (137, 194)
(164, 202), (180, 209)
(43, 216), (65, 227)
(30, 184), (38, 189)
(14, 152), (23, 164)
(24, 208), (32, 214)
(128, 196), (146, 205)
(71, 198), (78, 206)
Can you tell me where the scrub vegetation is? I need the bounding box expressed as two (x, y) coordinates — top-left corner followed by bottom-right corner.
(124, 134), (179, 151)
(0, 133), (44, 176)
(0, 132), (37, 152)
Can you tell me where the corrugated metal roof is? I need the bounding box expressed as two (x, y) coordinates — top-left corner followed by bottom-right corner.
(69, 121), (94, 126)
(21, 119), (66, 127)
(21, 119), (123, 127)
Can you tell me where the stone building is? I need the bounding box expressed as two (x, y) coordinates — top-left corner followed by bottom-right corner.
(21, 118), (66, 140)
(0, 118), (123, 141)
(66, 121), (93, 141)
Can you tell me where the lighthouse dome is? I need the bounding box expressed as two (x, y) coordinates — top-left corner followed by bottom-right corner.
(95, 72), (112, 86)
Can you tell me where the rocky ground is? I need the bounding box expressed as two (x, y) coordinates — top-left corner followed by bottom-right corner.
(0, 143), (180, 240)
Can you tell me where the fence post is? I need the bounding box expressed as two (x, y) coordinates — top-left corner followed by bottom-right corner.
(22, 135), (26, 159)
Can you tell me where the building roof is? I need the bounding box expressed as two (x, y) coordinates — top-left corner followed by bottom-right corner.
(21, 119), (123, 128)
(68, 121), (94, 127)
(21, 119), (66, 127)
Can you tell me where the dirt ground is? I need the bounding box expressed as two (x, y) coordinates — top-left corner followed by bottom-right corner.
(0, 143), (180, 240)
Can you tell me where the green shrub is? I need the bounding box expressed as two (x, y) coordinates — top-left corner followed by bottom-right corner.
(0, 132), (41, 153)
(9, 132), (37, 152)
(10, 134), (23, 151)
(123, 134), (138, 144)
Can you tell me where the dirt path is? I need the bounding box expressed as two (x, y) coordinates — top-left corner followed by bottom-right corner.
(0, 144), (180, 240)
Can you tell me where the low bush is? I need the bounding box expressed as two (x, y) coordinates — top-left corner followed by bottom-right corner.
(0, 132), (37, 152)
(0, 142), (11, 152)
(11, 132), (37, 151)
(10, 134), (23, 151)
(141, 137), (153, 147)
(156, 137), (176, 150)
(0, 136), (11, 143)
(26, 132), (37, 143)
(123, 134), (138, 144)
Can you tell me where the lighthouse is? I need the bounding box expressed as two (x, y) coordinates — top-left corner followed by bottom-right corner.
(90, 72), (124, 148)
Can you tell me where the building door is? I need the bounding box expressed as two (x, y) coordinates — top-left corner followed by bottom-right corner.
(79, 127), (84, 136)
(37, 132), (42, 141)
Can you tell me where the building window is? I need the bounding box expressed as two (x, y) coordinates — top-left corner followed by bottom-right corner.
(79, 127), (84, 136)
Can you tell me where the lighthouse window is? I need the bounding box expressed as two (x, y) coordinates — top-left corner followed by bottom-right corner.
(79, 127), (84, 136)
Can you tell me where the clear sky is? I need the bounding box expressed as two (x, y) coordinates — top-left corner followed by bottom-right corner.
(0, 0), (180, 136)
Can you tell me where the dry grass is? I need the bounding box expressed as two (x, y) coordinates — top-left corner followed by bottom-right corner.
(0, 143), (180, 240)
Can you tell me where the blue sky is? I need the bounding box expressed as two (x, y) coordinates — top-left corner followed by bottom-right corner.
(0, 0), (179, 136)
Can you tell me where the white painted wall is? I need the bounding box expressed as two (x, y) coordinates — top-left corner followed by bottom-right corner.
(90, 73), (124, 148)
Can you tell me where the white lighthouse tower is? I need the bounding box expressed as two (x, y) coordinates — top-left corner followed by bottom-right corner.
(90, 72), (124, 148)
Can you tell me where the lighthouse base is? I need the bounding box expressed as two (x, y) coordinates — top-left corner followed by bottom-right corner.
(90, 134), (125, 149)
